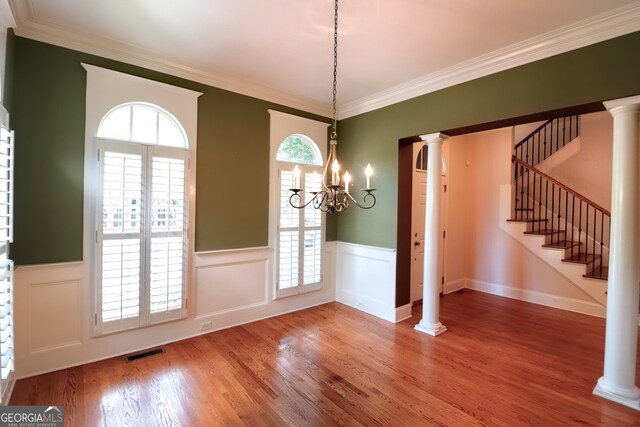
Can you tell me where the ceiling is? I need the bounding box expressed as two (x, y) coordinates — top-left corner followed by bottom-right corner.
(7, 0), (640, 118)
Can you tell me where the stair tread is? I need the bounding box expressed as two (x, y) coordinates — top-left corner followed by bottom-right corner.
(523, 229), (566, 236)
(562, 252), (600, 264)
(514, 208), (534, 211)
(583, 266), (609, 281)
(542, 241), (581, 249)
(507, 218), (548, 223)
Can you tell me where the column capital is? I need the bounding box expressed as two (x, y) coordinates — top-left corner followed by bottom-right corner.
(604, 95), (640, 115)
(419, 132), (450, 144)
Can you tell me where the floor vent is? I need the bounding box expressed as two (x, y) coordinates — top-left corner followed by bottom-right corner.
(125, 348), (165, 363)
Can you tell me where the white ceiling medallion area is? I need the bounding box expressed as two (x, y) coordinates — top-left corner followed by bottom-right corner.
(8, 0), (640, 120)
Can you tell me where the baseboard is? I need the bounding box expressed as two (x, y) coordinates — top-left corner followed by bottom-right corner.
(336, 289), (396, 323)
(443, 279), (467, 295)
(466, 278), (606, 318)
(1, 379), (14, 405)
(395, 303), (412, 323)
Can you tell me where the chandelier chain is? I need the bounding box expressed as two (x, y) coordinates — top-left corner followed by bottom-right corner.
(331, 0), (338, 141)
(287, 0), (376, 214)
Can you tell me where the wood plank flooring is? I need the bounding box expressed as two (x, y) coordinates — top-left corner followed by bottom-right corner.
(10, 290), (640, 426)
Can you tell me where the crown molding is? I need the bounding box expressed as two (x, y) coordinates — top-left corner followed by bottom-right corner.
(9, 0), (332, 118)
(338, 2), (640, 119)
(0, 0), (16, 30)
(8, 1), (640, 121)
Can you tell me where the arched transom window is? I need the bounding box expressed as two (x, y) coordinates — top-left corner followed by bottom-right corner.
(98, 102), (188, 148)
(276, 134), (322, 166)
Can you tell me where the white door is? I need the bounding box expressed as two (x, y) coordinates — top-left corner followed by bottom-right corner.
(410, 142), (447, 303)
(411, 143), (427, 303)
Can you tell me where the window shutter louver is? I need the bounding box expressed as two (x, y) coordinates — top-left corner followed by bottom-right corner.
(0, 119), (14, 398)
(99, 145), (144, 327)
(302, 172), (322, 286)
(276, 165), (323, 296)
(0, 129), (13, 243)
(149, 155), (186, 315)
(0, 259), (13, 381)
(97, 141), (188, 333)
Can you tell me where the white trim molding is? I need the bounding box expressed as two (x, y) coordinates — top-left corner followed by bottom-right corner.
(339, 3), (640, 118)
(467, 278), (607, 318)
(10, 1), (331, 118)
(9, 0), (640, 119)
(395, 303), (412, 323)
(0, 0), (15, 30)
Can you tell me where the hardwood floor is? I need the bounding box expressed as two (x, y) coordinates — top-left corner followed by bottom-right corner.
(10, 290), (640, 426)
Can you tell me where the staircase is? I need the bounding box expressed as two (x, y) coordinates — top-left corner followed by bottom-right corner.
(503, 115), (609, 308)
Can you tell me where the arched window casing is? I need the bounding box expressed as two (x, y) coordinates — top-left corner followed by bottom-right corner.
(83, 64), (200, 336)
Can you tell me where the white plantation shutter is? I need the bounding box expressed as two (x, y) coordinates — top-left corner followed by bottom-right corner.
(0, 117), (14, 398)
(303, 172), (322, 285)
(148, 152), (186, 319)
(0, 257), (13, 380)
(97, 141), (188, 334)
(276, 165), (324, 297)
(279, 170), (299, 290)
(99, 145), (143, 327)
(0, 129), (13, 244)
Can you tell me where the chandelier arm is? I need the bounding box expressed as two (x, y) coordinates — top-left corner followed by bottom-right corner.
(342, 190), (377, 210)
(335, 191), (349, 213)
(289, 191), (325, 209)
(314, 190), (330, 210)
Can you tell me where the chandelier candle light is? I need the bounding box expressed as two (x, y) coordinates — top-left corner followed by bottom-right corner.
(288, 0), (377, 214)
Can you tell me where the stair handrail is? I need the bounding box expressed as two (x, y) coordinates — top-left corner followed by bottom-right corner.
(513, 115), (580, 179)
(513, 119), (553, 151)
(512, 155), (610, 216)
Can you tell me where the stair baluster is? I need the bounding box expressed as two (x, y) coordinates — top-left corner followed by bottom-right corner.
(510, 156), (610, 280)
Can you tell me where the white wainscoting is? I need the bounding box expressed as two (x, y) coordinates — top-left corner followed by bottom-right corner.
(13, 244), (336, 380)
(335, 242), (399, 323)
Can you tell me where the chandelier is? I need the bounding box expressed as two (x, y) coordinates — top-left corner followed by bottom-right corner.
(288, 0), (376, 214)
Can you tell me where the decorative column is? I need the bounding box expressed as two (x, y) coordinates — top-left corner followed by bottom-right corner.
(593, 95), (640, 410)
(415, 132), (448, 336)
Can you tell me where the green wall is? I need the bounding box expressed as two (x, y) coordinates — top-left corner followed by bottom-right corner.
(4, 32), (333, 265)
(337, 31), (640, 249)
(5, 30), (640, 265)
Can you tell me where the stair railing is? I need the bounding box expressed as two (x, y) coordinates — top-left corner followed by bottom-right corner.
(512, 155), (609, 277)
(514, 115), (580, 176)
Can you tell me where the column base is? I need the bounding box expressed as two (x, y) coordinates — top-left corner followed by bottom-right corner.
(414, 320), (447, 336)
(593, 377), (640, 410)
